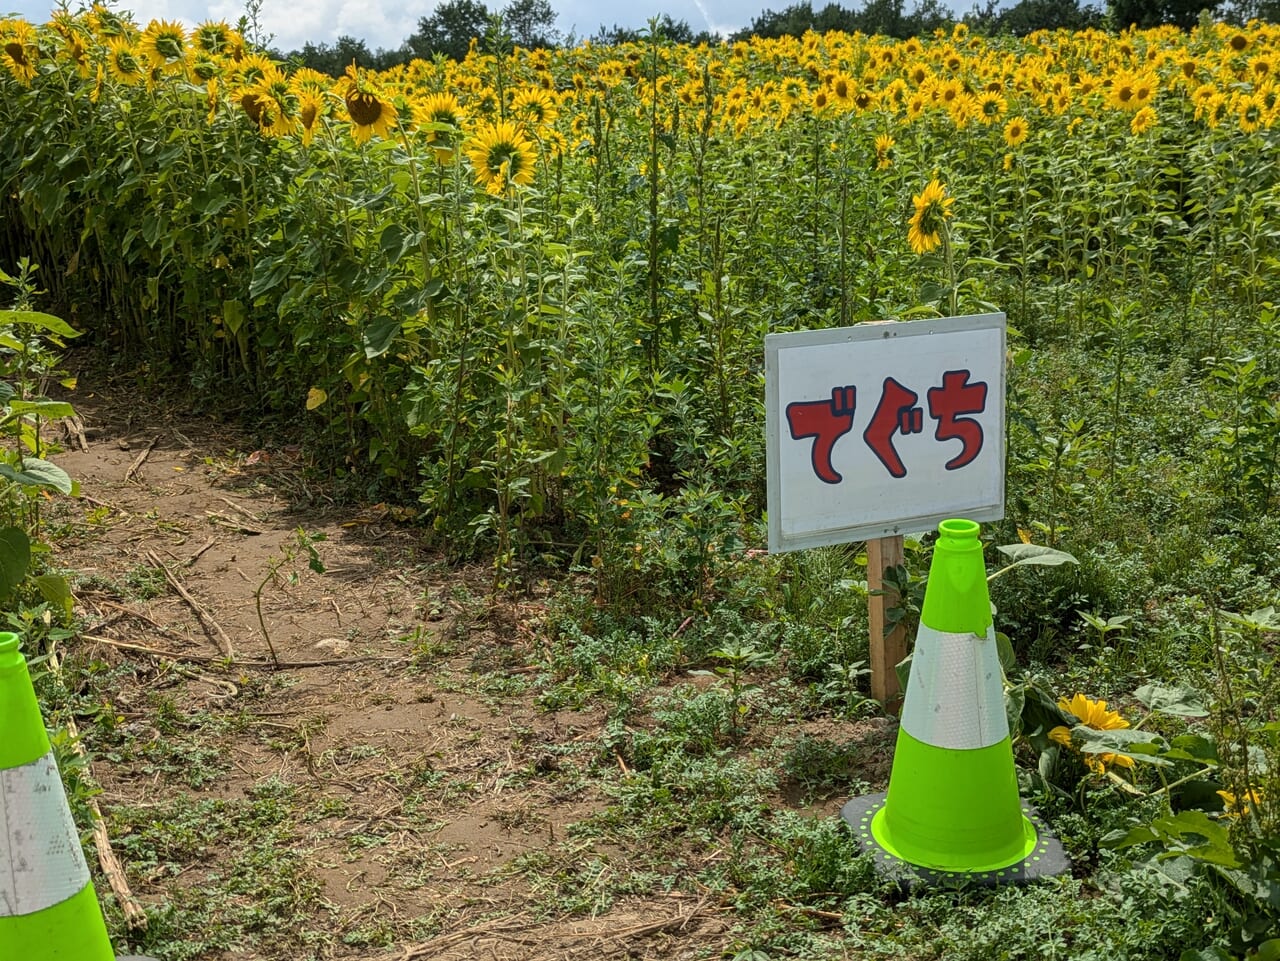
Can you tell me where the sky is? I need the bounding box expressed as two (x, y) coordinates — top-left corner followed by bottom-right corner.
(2, 0), (969, 55)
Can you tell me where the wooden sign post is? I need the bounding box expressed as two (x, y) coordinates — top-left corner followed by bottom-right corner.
(866, 535), (907, 712)
(764, 314), (1006, 709)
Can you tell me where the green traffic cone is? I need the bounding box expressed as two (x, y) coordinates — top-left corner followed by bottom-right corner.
(0, 632), (155, 959)
(843, 519), (1068, 886)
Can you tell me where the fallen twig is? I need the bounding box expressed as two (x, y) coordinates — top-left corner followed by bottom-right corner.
(81, 633), (400, 670)
(205, 510), (265, 535)
(145, 549), (234, 659)
(183, 537), (217, 567)
(216, 495), (263, 524)
(123, 434), (160, 483)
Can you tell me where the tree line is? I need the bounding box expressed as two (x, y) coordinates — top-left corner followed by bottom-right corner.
(281, 0), (1280, 74)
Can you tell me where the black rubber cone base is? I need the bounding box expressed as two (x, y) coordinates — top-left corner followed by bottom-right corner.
(842, 792), (1070, 890)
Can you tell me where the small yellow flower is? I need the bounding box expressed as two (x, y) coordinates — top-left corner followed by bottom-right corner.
(1217, 788), (1263, 818)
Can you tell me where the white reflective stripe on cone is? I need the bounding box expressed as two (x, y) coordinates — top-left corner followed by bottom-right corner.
(0, 751), (92, 917)
(900, 624), (1008, 751)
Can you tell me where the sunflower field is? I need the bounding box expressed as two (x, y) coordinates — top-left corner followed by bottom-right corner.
(3, 7), (1280, 957)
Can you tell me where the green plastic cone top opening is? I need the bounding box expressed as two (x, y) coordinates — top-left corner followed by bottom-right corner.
(873, 517), (1039, 874)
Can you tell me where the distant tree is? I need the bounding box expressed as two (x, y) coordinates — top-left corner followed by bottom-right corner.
(407, 0), (491, 60)
(504, 0), (560, 47)
(994, 0), (1104, 35)
(1108, 0), (1222, 29)
(592, 14), (716, 45)
(286, 35), (410, 74)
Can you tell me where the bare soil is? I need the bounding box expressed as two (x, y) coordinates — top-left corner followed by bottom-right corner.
(38, 370), (897, 961)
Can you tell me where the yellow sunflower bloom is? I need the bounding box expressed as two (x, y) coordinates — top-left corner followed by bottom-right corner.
(976, 91), (1006, 125)
(465, 120), (538, 195)
(907, 178), (954, 256)
(1003, 115), (1029, 148)
(1049, 694), (1136, 775)
(140, 19), (187, 74)
(1130, 106), (1157, 135)
(105, 37), (147, 87)
(191, 21), (238, 57)
(415, 91), (466, 163)
(511, 87), (558, 129)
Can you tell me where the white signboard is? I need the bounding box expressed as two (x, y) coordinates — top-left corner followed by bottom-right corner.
(766, 314), (1005, 552)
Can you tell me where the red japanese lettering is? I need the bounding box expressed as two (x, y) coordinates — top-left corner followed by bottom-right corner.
(786, 386), (857, 484)
(926, 369), (988, 470)
(862, 377), (923, 479)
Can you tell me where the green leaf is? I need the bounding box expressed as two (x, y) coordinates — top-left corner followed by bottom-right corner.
(1164, 733), (1219, 765)
(222, 300), (246, 336)
(34, 573), (73, 620)
(0, 310), (79, 338)
(1101, 823), (1160, 849)
(1179, 948), (1233, 961)
(363, 315), (400, 359)
(0, 382), (15, 405)
(7, 400), (75, 419)
(0, 527), (31, 600)
(1135, 682), (1209, 718)
(0, 458), (74, 494)
(995, 630), (1016, 673)
(1073, 726), (1172, 766)
(994, 543), (1080, 568)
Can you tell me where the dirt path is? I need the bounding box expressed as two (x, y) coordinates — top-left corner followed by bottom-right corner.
(43, 378), (733, 960)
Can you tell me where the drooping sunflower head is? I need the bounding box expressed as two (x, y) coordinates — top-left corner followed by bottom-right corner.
(907, 178), (954, 256)
(296, 90), (326, 145)
(415, 91), (466, 162)
(1237, 91), (1268, 133)
(335, 64), (399, 144)
(105, 37), (146, 86)
(873, 133), (894, 170)
(1, 19), (37, 85)
(187, 53), (222, 84)
(140, 19), (187, 73)
(1003, 115), (1029, 148)
(465, 119), (538, 196)
(49, 17), (93, 79)
(232, 52), (274, 88)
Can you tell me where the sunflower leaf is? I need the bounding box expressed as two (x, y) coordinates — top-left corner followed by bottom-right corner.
(1134, 682), (1208, 717)
(0, 457), (74, 494)
(0, 310), (80, 338)
(994, 543), (1080, 567)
